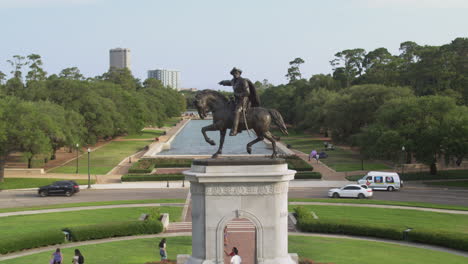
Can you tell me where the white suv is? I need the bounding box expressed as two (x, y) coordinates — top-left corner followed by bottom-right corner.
(328, 184), (373, 199)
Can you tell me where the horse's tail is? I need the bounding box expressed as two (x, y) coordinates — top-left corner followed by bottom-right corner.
(268, 109), (288, 135)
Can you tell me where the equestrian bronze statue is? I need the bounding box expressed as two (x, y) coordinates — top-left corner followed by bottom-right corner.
(195, 69), (288, 158)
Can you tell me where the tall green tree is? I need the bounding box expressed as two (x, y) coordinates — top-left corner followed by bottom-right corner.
(330, 49), (366, 87)
(285, 57), (305, 82)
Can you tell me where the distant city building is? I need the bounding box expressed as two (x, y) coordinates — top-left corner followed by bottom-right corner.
(181, 88), (197, 92)
(109, 48), (131, 70)
(148, 69), (181, 90)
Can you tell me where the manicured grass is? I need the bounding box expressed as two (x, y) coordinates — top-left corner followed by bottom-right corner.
(289, 235), (468, 264)
(278, 136), (389, 172)
(0, 207), (183, 242)
(289, 205), (468, 235)
(0, 178), (95, 190)
(2, 236), (467, 264)
(123, 129), (165, 140)
(424, 180), (468, 188)
(288, 198), (468, 211)
(162, 117), (182, 127)
(0, 199), (185, 213)
(49, 141), (151, 174)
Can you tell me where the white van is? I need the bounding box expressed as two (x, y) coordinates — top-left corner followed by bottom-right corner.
(357, 171), (403, 191)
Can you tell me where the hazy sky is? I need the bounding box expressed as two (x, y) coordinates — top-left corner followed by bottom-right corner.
(0, 0), (466, 90)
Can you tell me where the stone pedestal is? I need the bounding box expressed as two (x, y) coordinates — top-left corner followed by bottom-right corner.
(182, 157), (297, 264)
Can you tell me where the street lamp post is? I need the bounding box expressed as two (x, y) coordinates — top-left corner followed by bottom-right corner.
(401, 146), (405, 177)
(75, 143), (79, 174)
(87, 148), (91, 189)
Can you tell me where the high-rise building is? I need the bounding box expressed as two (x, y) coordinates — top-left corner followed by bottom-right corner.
(109, 48), (131, 70)
(148, 69), (181, 90)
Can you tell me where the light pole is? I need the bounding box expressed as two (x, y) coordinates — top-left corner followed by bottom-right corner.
(87, 148), (91, 189)
(401, 146), (405, 177)
(75, 143), (79, 174)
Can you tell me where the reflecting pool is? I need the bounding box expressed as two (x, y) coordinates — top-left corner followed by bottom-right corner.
(156, 120), (272, 155)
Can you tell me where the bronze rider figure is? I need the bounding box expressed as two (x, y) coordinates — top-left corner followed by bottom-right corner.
(218, 67), (260, 136)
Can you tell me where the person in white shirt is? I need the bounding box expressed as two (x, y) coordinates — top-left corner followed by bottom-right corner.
(230, 247), (242, 264)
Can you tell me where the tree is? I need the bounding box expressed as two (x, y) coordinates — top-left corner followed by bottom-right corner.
(285, 57), (305, 82)
(0, 71), (6, 85)
(330, 49), (366, 87)
(0, 98), (58, 180)
(356, 96), (466, 175)
(26, 54), (47, 82)
(59, 67), (84, 80)
(325, 84), (413, 142)
(6, 55), (28, 80)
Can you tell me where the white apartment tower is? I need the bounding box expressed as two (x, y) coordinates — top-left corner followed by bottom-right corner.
(109, 48), (131, 70)
(148, 69), (181, 90)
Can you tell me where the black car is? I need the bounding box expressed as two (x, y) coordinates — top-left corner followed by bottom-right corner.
(38, 180), (80, 197)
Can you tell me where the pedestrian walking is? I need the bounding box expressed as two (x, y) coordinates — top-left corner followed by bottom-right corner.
(50, 248), (62, 264)
(159, 238), (168, 262)
(224, 247), (242, 264)
(224, 225), (229, 246)
(315, 153), (320, 163)
(72, 249), (84, 264)
(309, 150), (317, 162)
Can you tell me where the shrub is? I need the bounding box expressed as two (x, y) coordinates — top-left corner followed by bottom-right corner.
(128, 160), (155, 173)
(401, 170), (468, 181)
(122, 174), (185, 182)
(65, 221), (163, 242)
(151, 158), (193, 168)
(295, 171), (322, 179)
(0, 230), (64, 254)
(408, 229), (468, 252)
(285, 155), (313, 171)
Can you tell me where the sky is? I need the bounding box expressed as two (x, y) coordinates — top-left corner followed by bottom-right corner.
(0, 0), (467, 90)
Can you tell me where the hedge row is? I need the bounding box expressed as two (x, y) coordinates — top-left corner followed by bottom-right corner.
(294, 206), (468, 252)
(151, 158), (193, 168)
(295, 171), (322, 179)
(284, 155), (313, 171)
(122, 174), (185, 182)
(65, 220), (163, 242)
(0, 230), (64, 254)
(401, 170), (468, 181)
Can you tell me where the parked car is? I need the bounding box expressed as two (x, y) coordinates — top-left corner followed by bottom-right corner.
(328, 184), (373, 199)
(38, 180), (80, 197)
(357, 171), (403, 191)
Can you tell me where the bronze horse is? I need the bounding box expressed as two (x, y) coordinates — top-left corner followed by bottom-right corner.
(194, 90), (288, 158)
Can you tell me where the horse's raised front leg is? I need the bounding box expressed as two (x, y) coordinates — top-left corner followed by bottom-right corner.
(201, 124), (217, 146)
(246, 136), (264, 155)
(212, 129), (227, 158)
(263, 131), (278, 158)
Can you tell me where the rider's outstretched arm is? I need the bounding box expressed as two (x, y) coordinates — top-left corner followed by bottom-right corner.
(218, 80), (232, 86)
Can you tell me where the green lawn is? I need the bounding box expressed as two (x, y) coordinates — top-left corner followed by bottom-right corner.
(2, 236), (467, 264)
(162, 117), (181, 127)
(290, 205), (468, 234)
(0, 207), (183, 241)
(123, 129), (164, 140)
(0, 199), (185, 213)
(278, 136), (389, 172)
(49, 141), (152, 174)
(424, 180), (468, 188)
(288, 198), (468, 211)
(0, 178), (95, 190)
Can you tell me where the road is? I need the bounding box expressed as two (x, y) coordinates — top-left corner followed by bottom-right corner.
(1, 186), (467, 209)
